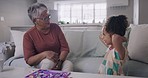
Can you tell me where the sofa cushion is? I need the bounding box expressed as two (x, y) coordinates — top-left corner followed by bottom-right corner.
(63, 30), (84, 61)
(128, 24), (148, 63)
(82, 30), (106, 57)
(10, 30), (25, 58)
(123, 60), (148, 77)
(4, 57), (30, 67)
(73, 57), (103, 73)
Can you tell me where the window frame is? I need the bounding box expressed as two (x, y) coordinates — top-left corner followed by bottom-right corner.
(55, 1), (107, 24)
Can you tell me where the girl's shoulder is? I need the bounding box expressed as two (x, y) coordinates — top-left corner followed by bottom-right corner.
(112, 34), (127, 43)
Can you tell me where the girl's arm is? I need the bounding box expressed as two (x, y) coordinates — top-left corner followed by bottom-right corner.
(112, 34), (127, 60)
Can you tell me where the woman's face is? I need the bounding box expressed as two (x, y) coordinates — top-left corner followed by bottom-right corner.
(101, 27), (112, 45)
(35, 10), (51, 30)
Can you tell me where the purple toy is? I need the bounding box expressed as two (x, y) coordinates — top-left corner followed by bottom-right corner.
(25, 69), (71, 78)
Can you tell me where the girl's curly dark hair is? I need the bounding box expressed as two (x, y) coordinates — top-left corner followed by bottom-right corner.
(105, 15), (129, 36)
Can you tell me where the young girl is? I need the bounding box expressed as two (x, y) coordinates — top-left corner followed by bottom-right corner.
(98, 15), (129, 75)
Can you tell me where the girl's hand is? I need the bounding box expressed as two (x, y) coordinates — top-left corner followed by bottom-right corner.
(112, 34), (126, 60)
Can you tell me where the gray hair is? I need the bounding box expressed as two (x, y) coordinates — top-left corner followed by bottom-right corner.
(28, 3), (47, 23)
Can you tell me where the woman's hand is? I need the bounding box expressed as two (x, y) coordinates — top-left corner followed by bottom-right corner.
(52, 59), (64, 70)
(42, 51), (59, 63)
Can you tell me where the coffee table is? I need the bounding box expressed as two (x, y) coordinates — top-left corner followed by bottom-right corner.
(0, 66), (143, 78)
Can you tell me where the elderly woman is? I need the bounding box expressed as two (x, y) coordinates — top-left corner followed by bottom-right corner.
(23, 3), (73, 71)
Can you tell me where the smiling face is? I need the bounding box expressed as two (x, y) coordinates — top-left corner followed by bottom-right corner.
(101, 27), (112, 45)
(35, 10), (51, 30)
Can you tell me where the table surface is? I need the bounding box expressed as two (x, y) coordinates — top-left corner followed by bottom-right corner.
(0, 66), (144, 78)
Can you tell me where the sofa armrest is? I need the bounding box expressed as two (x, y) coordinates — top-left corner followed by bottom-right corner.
(1, 42), (15, 61)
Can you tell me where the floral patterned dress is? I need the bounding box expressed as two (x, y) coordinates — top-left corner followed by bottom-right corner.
(98, 46), (128, 75)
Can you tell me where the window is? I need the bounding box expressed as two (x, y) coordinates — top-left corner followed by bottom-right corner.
(83, 4), (93, 23)
(58, 3), (106, 24)
(71, 4), (82, 23)
(58, 4), (70, 23)
(95, 3), (106, 23)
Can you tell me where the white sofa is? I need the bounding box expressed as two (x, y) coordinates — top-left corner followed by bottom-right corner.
(4, 26), (107, 73)
(2, 24), (148, 77)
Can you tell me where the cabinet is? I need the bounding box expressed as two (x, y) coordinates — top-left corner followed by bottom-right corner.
(107, 0), (128, 7)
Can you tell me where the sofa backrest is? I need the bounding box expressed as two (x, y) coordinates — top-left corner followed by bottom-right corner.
(82, 30), (107, 57)
(9, 27), (106, 60)
(7, 26), (131, 62)
(63, 30), (107, 62)
(63, 30), (84, 61)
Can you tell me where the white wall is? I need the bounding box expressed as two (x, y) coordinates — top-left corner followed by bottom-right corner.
(0, 0), (37, 42)
(0, 21), (10, 42)
(133, 0), (148, 24)
(139, 0), (148, 24)
(107, 0), (134, 23)
(38, 0), (105, 10)
(37, 0), (55, 10)
(33, 0), (148, 24)
(0, 0), (36, 26)
(38, 0), (134, 23)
